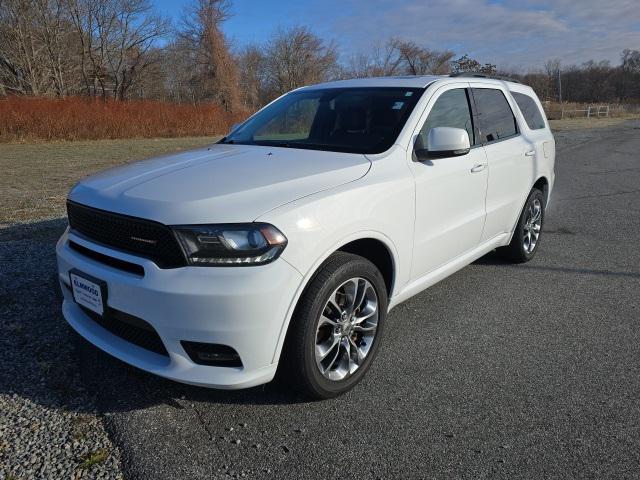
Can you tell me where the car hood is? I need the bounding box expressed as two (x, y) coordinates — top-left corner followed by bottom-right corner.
(69, 144), (371, 224)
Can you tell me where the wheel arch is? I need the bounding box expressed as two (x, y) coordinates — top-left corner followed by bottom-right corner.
(532, 176), (550, 205)
(506, 176), (550, 244)
(337, 238), (395, 297)
(271, 232), (399, 364)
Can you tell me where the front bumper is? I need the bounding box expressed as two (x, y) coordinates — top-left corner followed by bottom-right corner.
(56, 229), (302, 389)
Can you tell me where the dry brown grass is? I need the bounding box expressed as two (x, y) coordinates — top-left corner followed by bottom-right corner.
(0, 96), (246, 142)
(543, 101), (640, 121)
(549, 115), (640, 131)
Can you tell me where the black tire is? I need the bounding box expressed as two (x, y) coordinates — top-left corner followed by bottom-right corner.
(498, 188), (545, 263)
(278, 252), (388, 400)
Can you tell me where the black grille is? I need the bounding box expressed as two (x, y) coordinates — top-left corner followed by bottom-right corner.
(67, 201), (185, 268)
(79, 304), (169, 357)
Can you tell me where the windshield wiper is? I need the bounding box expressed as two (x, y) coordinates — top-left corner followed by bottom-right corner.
(217, 137), (234, 144)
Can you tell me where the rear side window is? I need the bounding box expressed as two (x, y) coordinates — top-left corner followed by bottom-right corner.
(419, 88), (475, 145)
(512, 92), (546, 130)
(472, 88), (518, 143)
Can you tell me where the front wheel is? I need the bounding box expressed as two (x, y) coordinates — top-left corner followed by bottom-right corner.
(498, 188), (545, 263)
(279, 252), (388, 399)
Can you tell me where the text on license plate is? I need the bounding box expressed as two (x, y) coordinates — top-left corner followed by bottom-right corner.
(69, 271), (105, 316)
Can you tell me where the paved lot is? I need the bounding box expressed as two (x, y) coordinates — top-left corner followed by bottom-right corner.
(1, 121), (639, 479)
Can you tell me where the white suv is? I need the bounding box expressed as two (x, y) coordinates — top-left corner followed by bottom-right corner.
(57, 75), (555, 399)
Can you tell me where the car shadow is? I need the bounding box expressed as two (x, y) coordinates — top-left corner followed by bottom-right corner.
(473, 247), (640, 279)
(0, 217), (309, 420)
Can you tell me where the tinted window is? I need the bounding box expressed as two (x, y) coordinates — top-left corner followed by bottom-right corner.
(419, 89), (474, 146)
(512, 92), (546, 130)
(473, 88), (518, 142)
(222, 87), (423, 154)
(255, 97), (320, 141)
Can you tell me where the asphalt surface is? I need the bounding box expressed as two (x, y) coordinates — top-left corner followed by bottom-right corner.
(3, 121), (640, 479)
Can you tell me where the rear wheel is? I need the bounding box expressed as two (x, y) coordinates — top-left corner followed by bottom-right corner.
(498, 188), (545, 263)
(279, 252), (388, 399)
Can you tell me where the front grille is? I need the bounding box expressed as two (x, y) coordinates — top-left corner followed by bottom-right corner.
(67, 201), (185, 268)
(79, 304), (169, 357)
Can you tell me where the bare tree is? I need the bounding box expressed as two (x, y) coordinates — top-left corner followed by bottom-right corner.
(620, 49), (640, 101)
(0, 0), (52, 95)
(180, 0), (240, 110)
(237, 44), (266, 109)
(107, 0), (169, 99)
(34, 0), (79, 96)
(343, 40), (402, 78)
(66, 0), (168, 99)
(159, 37), (198, 102)
(543, 59), (561, 101)
(263, 26), (338, 96)
(342, 39), (453, 78)
(392, 39), (454, 75)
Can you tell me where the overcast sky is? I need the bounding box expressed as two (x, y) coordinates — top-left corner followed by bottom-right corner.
(154, 0), (640, 70)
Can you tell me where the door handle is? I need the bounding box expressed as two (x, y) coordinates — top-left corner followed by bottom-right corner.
(470, 163), (486, 173)
(524, 150), (536, 157)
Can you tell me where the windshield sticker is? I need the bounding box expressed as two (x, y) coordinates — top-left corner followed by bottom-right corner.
(392, 101), (405, 110)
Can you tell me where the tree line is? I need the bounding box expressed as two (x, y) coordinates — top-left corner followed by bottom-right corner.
(1, 0), (639, 111)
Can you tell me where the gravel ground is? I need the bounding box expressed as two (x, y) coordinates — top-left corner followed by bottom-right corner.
(0, 221), (123, 479)
(1, 120), (638, 479)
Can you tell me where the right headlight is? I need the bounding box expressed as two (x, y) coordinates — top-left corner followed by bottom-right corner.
(172, 223), (287, 266)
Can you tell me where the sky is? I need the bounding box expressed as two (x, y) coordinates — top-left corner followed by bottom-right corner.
(153, 0), (640, 71)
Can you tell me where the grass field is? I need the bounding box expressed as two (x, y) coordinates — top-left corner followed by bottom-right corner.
(0, 136), (217, 226)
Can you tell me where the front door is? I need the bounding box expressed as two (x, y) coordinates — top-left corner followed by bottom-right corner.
(409, 84), (488, 280)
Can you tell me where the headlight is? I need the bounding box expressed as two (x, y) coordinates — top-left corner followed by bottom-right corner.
(172, 223), (287, 266)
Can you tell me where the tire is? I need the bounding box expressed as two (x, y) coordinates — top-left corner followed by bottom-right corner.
(279, 252), (388, 400)
(498, 188), (545, 263)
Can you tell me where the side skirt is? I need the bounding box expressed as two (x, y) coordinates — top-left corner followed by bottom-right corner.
(388, 233), (510, 310)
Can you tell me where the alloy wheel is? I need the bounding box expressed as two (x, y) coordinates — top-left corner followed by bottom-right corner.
(314, 277), (379, 381)
(523, 198), (542, 254)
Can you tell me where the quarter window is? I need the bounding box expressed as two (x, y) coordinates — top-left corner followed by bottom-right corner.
(512, 92), (546, 130)
(418, 88), (475, 147)
(472, 88), (518, 142)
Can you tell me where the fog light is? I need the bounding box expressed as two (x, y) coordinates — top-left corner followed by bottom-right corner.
(181, 341), (242, 368)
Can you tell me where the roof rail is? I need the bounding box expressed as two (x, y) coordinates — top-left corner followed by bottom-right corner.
(449, 73), (521, 84)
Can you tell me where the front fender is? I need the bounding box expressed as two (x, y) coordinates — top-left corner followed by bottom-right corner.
(267, 230), (400, 365)
(255, 155), (415, 364)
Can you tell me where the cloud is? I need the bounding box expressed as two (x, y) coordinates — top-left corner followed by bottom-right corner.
(323, 0), (640, 69)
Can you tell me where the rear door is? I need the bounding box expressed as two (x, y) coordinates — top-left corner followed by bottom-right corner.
(511, 90), (556, 178)
(470, 84), (534, 242)
(409, 83), (488, 279)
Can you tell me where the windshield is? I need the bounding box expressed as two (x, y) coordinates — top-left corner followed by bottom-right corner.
(220, 87), (424, 154)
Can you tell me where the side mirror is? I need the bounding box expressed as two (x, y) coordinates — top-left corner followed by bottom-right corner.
(415, 127), (471, 160)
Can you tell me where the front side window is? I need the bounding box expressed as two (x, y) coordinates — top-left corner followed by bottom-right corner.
(512, 92), (546, 130)
(221, 87), (423, 154)
(473, 88), (518, 142)
(418, 88), (475, 147)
